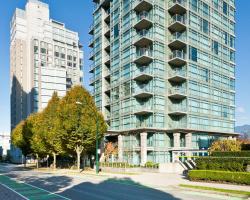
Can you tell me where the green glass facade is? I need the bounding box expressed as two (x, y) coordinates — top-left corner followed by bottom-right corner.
(90, 0), (237, 165)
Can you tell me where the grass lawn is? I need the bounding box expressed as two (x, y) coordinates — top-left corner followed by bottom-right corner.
(179, 184), (250, 197)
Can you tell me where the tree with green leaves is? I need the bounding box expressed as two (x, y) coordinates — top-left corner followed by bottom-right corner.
(29, 112), (48, 168)
(58, 85), (107, 171)
(11, 114), (36, 166)
(40, 92), (63, 169)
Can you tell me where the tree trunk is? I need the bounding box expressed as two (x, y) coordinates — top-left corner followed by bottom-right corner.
(75, 145), (84, 171)
(36, 154), (39, 169)
(23, 155), (26, 168)
(53, 152), (56, 170)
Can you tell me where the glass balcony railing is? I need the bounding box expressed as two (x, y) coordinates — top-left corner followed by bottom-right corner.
(168, 122), (187, 129)
(169, 14), (186, 25)
(169, 50), (186, 60)
(168, 105), (187, 113)
(137, 29), (153, 39)
(89, 50), (94, 59)
(168, 69), (187, 77)
(136, 48), (153, 57)
(89, 63), (95, 72)
(134, 87), (152, 94)
(169, 87), (187, 95)
(88, 24), (94, 34)
(168, 0), (186, 8)
(134, 66), (152, 76)
(134, 105), (153, 112)
(169, 32), (186, 43)
(137, 11), (152, 22)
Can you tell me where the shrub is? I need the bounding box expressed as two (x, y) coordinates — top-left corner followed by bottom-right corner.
(188, 170), (250, 185)
(195, 157), (250, 172)
(242, 144), (250, 151)
(211, 151), (250, 157)
(100, 162), (139, 168)
(144, 161), (159, 168)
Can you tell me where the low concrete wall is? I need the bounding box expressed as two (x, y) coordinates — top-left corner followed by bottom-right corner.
(159, 162), (185, 173)
(100, 167), (159, 173)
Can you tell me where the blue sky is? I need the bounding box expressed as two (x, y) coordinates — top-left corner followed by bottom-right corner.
(0, 0), (249, 133)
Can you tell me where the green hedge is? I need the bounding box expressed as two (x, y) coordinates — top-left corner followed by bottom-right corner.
(195, 157), (250, 172)
(188, 170), (250, 185)
(242, 144), (250, 151)
(211, 151), (250, 157)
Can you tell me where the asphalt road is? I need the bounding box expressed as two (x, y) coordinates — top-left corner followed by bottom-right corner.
(0, 164), (243, 200)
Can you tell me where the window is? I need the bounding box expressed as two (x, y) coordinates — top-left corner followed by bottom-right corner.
(202, 19), (209, 34)
(190, 46), (197, 62)
(191, 0), (198, 11)
(212, 41), (219, 55)
(223, 1), (228, 15)
(230, 36), (235, 48)
(114, 24), (119, 38)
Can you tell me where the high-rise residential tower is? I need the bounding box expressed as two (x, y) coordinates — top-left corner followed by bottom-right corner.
(90, 0), (237, 165)
(10, 0), (83, 163)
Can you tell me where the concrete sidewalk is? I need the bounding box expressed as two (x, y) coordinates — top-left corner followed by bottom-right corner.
(33, 168), (250, 193)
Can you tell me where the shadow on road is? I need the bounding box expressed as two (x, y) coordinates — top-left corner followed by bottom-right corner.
(59, 177), (181, 200)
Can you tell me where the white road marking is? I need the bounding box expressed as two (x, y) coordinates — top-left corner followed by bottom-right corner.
(0, 182), (29, 200)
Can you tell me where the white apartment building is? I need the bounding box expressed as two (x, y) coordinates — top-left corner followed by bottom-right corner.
(0, 133), (10, 158)
(10, 0), (83, 163)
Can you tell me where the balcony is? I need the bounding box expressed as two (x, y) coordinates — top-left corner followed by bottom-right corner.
(88, 38), (94, 48)
(104, 97), (111, 107)
(134, 0), (153, 12)
(133, 67), (153, 82)
(133, 86), (153, 99)
(103, 67), (110, 78)
(104, 9), (110, 23)
(168, 122), (187, 129)
(134, 48), (153, 65)
(88, 24), (94, 35)
(104, 55), (110, 66)
(89, 50), (94, 60)
(168, 69), (187, 82)
(134, 105), (153, 115)
(168, 87), (187, 99)
(104, 25), (110, 37)
(89, 63), (95, 73)
(168, 50), (186, 66)
(134, 29), (153, 47)
(168, 0), (187, 15)
(169, 14), (186, 32)
(104, 41), (110, 52)
(168, 32), (186, 49)
(89, 76), (96, 86)
(134, 11), (153, 30)
(168, 105), (187, 115)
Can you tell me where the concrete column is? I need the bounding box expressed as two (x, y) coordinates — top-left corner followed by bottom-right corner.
(118, 135), (123, 162)
(185, 133), (192, 148)
(140, 132), (147, 166)
(173, 133), (180, 148)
